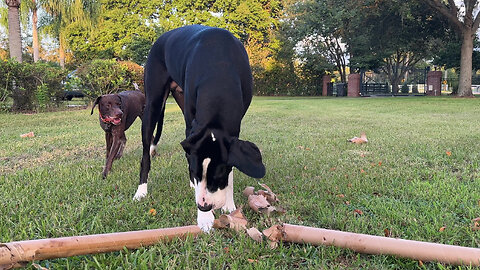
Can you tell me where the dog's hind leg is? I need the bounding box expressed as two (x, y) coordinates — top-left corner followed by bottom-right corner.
(137, 64), (171, 200)
(105, 132), (113, 160)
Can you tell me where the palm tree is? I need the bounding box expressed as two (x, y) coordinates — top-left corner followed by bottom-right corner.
(42, 0), (99, 67)
(5, 0), (22, 62)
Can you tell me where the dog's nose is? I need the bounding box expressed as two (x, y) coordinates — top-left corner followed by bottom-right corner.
(197, 203), (213, 212)
(115, 112), (123, 118)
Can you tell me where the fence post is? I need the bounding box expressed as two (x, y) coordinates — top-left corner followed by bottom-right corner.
(348, 74), (361, 97)
(426, 71), (442, 96)
(322, 75), (331, 96)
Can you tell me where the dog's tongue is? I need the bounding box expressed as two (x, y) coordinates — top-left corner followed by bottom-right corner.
(112, 118), (121, 125)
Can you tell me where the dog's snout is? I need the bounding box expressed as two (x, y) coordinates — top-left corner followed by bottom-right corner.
(197, 203), (213, 212)
(115, 111), (123, 118)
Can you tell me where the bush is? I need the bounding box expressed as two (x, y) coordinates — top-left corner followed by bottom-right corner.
(76, 59), (144, 99)
(0, 59), (67, 111)
(401, 83), (409, 94)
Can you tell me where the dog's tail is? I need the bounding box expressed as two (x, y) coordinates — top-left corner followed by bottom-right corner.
(152, 121), (162, 146)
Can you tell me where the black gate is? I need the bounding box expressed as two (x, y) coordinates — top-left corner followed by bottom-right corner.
(359, 68), (427, 96)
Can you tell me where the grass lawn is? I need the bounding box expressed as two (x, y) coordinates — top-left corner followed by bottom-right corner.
(1, 96), (480, 269)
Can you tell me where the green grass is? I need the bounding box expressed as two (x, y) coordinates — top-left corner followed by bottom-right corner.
(2, 96), (480, 269)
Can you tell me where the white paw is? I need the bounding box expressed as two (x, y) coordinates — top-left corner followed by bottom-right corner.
(133, 183), (148, 201)
(149, 144), (157, 157)
(221, 201), (236, 213)
(197, 209), (215, 233)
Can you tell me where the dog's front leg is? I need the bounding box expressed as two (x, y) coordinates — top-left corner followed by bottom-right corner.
(103, 132), (125, 178)
(197, 209), (215, 232)
(221, 170), (236, 213)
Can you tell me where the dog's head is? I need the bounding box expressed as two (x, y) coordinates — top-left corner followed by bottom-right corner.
(91, 94), (123, 125)
(181, 128), (265, 212)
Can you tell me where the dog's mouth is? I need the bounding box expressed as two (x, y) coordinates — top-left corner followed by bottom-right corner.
(101, 116), (122, 125)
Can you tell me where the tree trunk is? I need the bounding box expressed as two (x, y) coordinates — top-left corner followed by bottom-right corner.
(59, 39), (65, 68)
(457, 29), (474, 97)
(6, 0), (22, 63)
(32, 1), (40, 63)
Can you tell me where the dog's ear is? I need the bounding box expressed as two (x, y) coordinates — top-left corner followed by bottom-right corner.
(180, 130), (205, 155)
(227, 138), (265, 178)
(91, 96), (102, 115)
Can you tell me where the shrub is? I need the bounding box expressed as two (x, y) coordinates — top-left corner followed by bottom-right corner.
(0, 59), (66, 111)
(76, 59), (144, 99)
(401, 83), (409, 94)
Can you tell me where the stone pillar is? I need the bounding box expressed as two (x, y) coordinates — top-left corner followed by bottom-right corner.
(426, 71), (442, 96)
(322, 75), (331, 96)
(348, 73), (361, 97)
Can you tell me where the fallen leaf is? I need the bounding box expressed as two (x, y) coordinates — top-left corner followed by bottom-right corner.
(471, 218), (480, 231)
(418, 260), (424, 267)
(378, 161), (382, 166)
(439, 226), (446, 232)
(446, 151), (452, 156)
(247, 259), (259, 263)
(348, 132), (368, 144)
(20, 131), (35, 138)
(354, 209), (363, 216)
(384, 228), (391, 237)
(149, 208), (157, 216)
(360, 169), (366, 174)
(330, 167), (336, 171)
(223, 247), (230, 253)
(345, 201), (350, 205)
(247, 227), (263, 242)
(336, 194), (345, 198)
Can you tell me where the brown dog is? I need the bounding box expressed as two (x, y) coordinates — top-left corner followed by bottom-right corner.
(91, 90), (145, 178)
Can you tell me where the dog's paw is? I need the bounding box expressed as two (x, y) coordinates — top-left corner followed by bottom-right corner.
(149, 144), (157, 157)
(197, 210), (215, 233)
(221, 202), (236, 213)
(133, 183), (148, 201)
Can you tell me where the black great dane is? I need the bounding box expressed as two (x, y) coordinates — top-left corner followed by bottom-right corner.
(136, 25), (266, 231)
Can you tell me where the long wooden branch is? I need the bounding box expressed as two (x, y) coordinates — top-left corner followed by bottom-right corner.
(264, 224), (480, 266)
(0, 225), (202, 269)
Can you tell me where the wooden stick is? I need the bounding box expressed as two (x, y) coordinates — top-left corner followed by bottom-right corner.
(263, 224), (480, 266)
(0, 225), (201, 269)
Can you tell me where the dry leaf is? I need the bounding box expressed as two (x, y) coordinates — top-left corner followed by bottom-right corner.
(20, 131), (35, 138)
(148, 208), (157, 216)
(471, 218), (480, 231)
(247, 259), (259, 263)
(336, 194), (345, 198)
(418, 260), (424, 267)
(348, 132), (368, 144)
(439, 226), (446, 232)
(247, 227), (263, 242)
(354, 209), (363, 216)
(378, 161), (382, 166)
(384, 228), (391, 237)
(446, 151), (452, 156)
